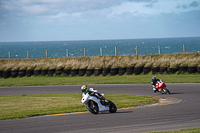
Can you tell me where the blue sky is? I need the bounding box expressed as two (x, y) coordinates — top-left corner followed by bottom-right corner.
(0, 0), (200, 42)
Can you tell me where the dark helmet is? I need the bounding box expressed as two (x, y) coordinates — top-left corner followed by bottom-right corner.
(81, 85), (88, 93)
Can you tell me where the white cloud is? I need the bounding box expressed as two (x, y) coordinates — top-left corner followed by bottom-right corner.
(1, 0), (200, 19)
(109, 0), (200, 17)
(0, 0), (200, 41)
(22, 5), (48, 15)
(1, 0), (121, 15)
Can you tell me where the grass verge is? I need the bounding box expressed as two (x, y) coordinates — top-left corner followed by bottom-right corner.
(0, 94), (157, 120)
(0, 73), (200, 87)
(150, 128), (200, 133)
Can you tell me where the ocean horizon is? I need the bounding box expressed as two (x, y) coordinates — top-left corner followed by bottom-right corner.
(0, 36), (200, 59)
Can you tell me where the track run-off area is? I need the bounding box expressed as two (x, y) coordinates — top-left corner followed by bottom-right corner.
(0, 83), (200, 133)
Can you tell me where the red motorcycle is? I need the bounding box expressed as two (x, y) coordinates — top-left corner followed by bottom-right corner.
(155, 80), (170, 94)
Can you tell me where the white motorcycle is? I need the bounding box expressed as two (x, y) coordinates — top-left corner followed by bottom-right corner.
(81, 92), (117, 114)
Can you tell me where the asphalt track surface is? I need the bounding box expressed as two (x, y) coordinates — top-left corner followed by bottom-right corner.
(0, 84), (200, 133)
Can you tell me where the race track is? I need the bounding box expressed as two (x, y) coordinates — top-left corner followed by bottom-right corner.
(0, 84), (200, 133)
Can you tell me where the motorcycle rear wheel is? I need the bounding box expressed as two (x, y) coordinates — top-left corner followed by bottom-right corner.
(86, 100), (99, 114)
(108, 101), (117, 113)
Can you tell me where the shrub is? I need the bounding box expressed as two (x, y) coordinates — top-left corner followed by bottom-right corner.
(144, 62), (153, 67)
(169, 62), (179, 68)
(42, 66), (50, 70)
(160, 62), (170, 67)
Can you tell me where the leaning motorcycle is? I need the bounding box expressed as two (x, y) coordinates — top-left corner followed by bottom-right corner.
(154, 80), (171, 94)
(81, 93), (117, 114)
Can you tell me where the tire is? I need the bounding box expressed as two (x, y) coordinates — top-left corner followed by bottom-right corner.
(86, 100), (99, 114)
(167, 90), (171, 94)
(11, 70), (18, 78)
(159, 67), (168, 74)
(79, 69), (86, 76)
(86, 69), (94, 76)
(63, 69), (71, 76)
(179, 66), (187, 73)
(188, 67), (197, 74)
(48, 69), (55, 76)
(26, 69), (34, 77)
(71, 69), (79, 76)
(18, 70), (26, 77)
(197, 67), (200, 74)
(126, 67), (134, 75)
(110, 68), (119, 76)
(34, 70), (41, 76)
(94, 68), (102, 76)
(152, 67), (159, 74)
(55, 69), (63, 76)
(0, 71), (3, 78)
(168, 68), (178, 74)
(41, 70), (48, 76)
(162, 88), (170, 94)
(118, 67), (126, 76)
(3, 70), (11, 79)
(102, 68), (110, 76)
(108, 101), (117, 113)
(143, 67), (151, 74)
(134, 67), (143, 75)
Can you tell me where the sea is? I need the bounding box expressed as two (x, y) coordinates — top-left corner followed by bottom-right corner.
(0, 37), (200, 59)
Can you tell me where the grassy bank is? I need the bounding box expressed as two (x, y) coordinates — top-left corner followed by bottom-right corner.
(0, 53), (200, 71)
(0, 94), (157, 120)
(0, 73), (200, 87)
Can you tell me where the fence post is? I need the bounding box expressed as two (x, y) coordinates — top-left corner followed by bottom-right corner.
(27, 51), (29, 59)
(46, 50), (48, 58)
(84, 48), (86, 57)
(66, 49), (68, 57)
(115, 47), (117, 56)
(158, 46), (161, 54)
(9, 51), (10, 59)
(136, 46), (138, 55)
(183, 45), (185, 53)
(100, 47), (102, 56)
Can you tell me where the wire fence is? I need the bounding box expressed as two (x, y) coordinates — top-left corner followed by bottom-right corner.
(4, 45), (187, 59)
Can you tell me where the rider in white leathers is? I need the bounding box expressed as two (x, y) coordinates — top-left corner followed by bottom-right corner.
(81, 85), (108, 103)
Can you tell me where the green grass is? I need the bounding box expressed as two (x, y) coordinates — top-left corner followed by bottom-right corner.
(0, 73), (200, 87)
(150, 128), (200, 133)
(0, 94), (157, 120)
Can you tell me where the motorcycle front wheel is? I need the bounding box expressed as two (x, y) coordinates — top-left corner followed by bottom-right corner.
(167, 89), (170, 94)
(162, 89), (170, 94)
(86, 100), (99, 114)
(108, 101), (117, 113)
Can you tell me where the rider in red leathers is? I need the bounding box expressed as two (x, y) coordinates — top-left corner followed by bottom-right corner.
(151, 76), (160, 93)
(151, 77), (170, 94)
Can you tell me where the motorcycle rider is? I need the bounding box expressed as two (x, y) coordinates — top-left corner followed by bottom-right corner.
(151, 76), (160, 93)
(81, 85), (108, 103)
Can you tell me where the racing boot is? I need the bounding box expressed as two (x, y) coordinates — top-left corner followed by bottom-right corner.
(153, 87), (157, 93)
(100, 96), (108, 105)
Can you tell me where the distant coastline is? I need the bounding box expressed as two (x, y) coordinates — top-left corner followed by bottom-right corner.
(0, 36), (199, 59)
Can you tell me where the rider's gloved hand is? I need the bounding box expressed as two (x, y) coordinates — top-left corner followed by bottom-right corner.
(152, 85), (156, 90)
